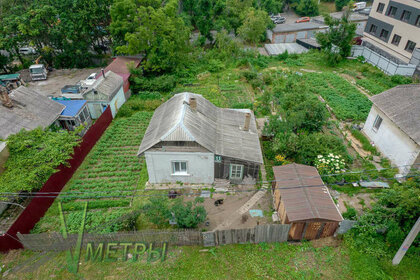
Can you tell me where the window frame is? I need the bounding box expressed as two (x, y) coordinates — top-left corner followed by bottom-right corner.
(369, 24), (377, 34)
(415, 15), (420, 27)
(379, 29), (389, 40)
(391, 34), (401, 46)
(373, 115), (383, 131)
(171, 161), (188, 175)
(387, 6), (397, 17)
(404, 40), (416, 53)
(400, 10), (411, 22)
(377, 3), (385, 13)
(229, 164), (244, 180)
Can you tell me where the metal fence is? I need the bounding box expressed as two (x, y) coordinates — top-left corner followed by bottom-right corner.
(0, 107), (113, 252)
(351, 46), (416, 76)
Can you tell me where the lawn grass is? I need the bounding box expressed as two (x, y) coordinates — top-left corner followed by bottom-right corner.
(1, 240), (419, 280)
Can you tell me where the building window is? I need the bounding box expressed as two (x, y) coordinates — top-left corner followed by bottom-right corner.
(400, 10), (411, 22)
(379, 29), (389, 40)
(391, 34), (401, 46)
(377, 3), (385, 13)
(387, 6), (397, 17)
(172, 161), (187, 175)
(405, 40), (417, 53)
(369, 24), (377, 34)
(373, 115), (383, 131)
(229, 164), (244, 180)
(415, 15), (420, 27)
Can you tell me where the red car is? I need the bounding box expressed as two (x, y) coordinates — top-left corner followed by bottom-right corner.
(296, 17), (310, 23)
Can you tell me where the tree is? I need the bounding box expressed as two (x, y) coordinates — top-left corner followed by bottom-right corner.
(142, 197), (171, 227)
(315, 9), (356, 65)
(254, 0), (284, 14)
(238, 8), (271, 44)
(295, 0), (319, 16)
(116, 0), (191, 73)
(335, 0), (350, 11)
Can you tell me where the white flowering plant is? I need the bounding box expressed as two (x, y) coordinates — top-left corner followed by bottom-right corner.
(315, 153), (346, 175)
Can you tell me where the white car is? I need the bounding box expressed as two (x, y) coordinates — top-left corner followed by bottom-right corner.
(18, 47), (36, 55)
(81, 72), (97, 87)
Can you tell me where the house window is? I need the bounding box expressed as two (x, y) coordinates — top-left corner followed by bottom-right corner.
(379, 29), (389, 40)
(377, 3), (385, 13)
(369, 24), (377, 34)
(387, 6), (397, 17)
(405, 40), (416, 53)
(373, 115), (383, 131)
(172, 161), (187, 175)
(229, 164), (244, 180)
(391, 34), (401, 46)
(415, 15), (420, 27)
(79, 109), (86, 123)
(400, 10), (411, 22)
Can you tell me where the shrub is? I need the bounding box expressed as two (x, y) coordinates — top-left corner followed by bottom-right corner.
(342, 206), (357, 220)
(171, 197), (207, 228)
(131, 74), (176, 93)
(315, 154), (346, 175)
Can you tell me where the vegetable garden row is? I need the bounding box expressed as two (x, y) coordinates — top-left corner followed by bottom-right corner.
(33, 112), (153, 234)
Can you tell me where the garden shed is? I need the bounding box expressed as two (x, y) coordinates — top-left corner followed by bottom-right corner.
(53, 99), (92, 135)
(272, 163), (343, 240)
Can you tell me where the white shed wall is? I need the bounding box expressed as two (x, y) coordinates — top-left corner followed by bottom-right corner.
(109, 86), (126, 118)
(363, 105), (420, 175)
(145, 151), (215, 184)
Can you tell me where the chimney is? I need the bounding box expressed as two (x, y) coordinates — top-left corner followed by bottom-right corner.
(243, 113), (251, 131)
(1, 87), (13, 108)
(189, 97), (197, 111)
(101, 68), (105, 78)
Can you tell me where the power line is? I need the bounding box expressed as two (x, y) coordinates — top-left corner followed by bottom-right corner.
(0, 163), (418, 197)
(0, 173), (418, 200)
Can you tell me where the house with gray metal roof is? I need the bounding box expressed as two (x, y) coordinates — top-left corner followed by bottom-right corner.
(138, 92), (263, 184)
(0, 86), (64, 140)
(82, 71), (125, 119)
(363, 84), (420, 175)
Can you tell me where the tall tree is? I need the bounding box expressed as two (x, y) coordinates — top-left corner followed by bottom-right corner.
(238, 8), (271, 44)
(315, 9), (356, 65)
(116, 0), (191, 73)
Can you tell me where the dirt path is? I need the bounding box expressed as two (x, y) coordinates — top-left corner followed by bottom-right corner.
(339, 73), (371, 98)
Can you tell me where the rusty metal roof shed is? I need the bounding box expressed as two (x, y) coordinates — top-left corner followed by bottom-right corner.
(273, 163), (343, 222)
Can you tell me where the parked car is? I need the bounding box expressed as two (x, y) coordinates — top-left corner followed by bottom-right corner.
(358, 7), (372, 15)
(18, 47), (36, 55)
(81, 72), (97, 87)
(352, 2), (367, 11)
(296, 17), (310, 23)
(271, 14), (286, 24)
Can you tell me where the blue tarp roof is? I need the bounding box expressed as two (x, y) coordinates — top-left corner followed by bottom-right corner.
(54, 100), (87, 117)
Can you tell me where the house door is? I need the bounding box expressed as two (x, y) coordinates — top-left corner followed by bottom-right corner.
(229, 164), (244, 180)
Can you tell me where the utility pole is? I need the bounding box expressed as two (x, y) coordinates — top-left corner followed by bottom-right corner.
(392, 217), (420, 265)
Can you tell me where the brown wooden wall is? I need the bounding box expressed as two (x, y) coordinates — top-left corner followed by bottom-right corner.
(288, 221), (339, 241)
(214, 156), (259, 184)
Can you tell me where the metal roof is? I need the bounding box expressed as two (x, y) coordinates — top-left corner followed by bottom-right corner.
(0, 74), (20, 81)
(370, 84), (420, 145)
(271, 22), (326, 33)
(85, 71), (123, 101)
(54, 100), (87, 117)
(265, 43), (308, 55)
(273, 163), (343, 222)
(0, 86), (65, 139)
(98, 56), (142, 82)
(138, 92), (263, 164)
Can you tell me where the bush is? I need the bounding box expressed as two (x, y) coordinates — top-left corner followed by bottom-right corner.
(131, 74), (176, 93)
(342, 205), (357, 219)
(171, 197), (207, 228)
(135, 91), (162, 100)
(116, 96), (162, 118)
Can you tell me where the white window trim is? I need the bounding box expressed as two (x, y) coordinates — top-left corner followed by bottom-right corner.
(229, 164), (244, 180)
(171, 161), (189, 176)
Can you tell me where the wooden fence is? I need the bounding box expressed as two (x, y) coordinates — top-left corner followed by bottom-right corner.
(203, 224), (291, 247)
(17, 229), (203, 251)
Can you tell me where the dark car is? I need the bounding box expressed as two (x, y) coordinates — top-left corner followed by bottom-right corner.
(271, 15), (286, 24)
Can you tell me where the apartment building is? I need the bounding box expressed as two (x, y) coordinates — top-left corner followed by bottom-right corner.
(363, 0), (420, 67)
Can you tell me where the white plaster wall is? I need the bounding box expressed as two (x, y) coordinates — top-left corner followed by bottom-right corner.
(109, 86), (126, 118)
(363, 105), (420, 174)
(145, 151), (214, 184)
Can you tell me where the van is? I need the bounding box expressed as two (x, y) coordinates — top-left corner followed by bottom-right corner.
(18, 47), (36, 55)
